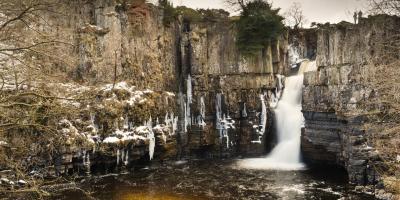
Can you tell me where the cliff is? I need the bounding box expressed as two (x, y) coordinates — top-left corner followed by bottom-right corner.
(301, 15), (400, 190)
(0, 0), (286, 180)
(2, 1), (399, 197)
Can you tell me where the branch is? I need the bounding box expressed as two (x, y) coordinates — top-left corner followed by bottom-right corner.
(0, 41), (72, 52)
(0, 6), (33, 31)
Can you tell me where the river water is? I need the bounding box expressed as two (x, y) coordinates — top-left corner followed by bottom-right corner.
(48, 160), (375, 200)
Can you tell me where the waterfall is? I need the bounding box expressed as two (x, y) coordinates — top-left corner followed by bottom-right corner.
(263, 74), (305, 169)
(236, 60), (316, 171)
(288, 44), (304, 68)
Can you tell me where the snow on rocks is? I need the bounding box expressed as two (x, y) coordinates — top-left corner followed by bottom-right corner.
(45, 81), (177, 163)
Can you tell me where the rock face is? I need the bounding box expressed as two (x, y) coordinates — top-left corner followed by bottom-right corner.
(301, 16), (400, 185)
(1, 0), (287, 175)
(48, 1), (178, 90)
(178, 17), (288, 158)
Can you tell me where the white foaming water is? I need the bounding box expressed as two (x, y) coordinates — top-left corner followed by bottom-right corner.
(236, 61), (316, 171)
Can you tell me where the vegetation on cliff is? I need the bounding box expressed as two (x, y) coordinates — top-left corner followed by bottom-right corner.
(159, 0), (229, 26)
(234, 0), (284, 55)
(363, 1), (400, 196)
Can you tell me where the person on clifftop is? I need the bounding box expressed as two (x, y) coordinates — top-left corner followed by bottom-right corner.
(358, 11), (363, 23)
(353, 12), (358, 24)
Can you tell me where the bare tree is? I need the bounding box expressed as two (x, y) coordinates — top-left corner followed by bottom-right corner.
(368, 0), (400, 15)
(284, 2), (308, 29)
(0, 0), (82, 189)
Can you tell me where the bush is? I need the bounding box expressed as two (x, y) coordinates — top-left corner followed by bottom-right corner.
(236, 0), (285, 56)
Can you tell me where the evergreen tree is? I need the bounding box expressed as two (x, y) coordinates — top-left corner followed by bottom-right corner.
(236, 0), (284, 55)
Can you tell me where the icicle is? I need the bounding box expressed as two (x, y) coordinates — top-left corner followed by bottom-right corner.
(117, 149), (120, 165)
(200, 96), (206, 119)
(252, 94), (267, 144)
(124, 150), (129, 166)
(260, 94), (267, 135)
(223, 115), (229, 148)
(187, 74), (192, 104)
(187, 101), (191, 127)
(165, 112), (170, 127)
(225, 130), (229, 149)
(129, 121), (134, 130)
(82, 150), (87, 166)
(114, 119), (119, 130)
(86, 153), (90, 166)
(242, 103), (248, 118)
(123, 115), (129, 130)
(198, 96), (206, 127)
(215, 93), (224, 144)
(148, 116), (153, 127)
(172, 116), (178, 136)
(215, 94), (235, 149)
(146, 118), (155, 160)
(90, 113), (98, 133)
(148, 130), (155, 160)
(215, 93), (222, 130)
(85, 153), (91, 174)
(184, 101), (190, 133)
(121, 149), (125, 165)
(156, 118), (159, 125)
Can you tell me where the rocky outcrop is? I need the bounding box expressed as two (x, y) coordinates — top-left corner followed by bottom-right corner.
(301, 15), (400, 185)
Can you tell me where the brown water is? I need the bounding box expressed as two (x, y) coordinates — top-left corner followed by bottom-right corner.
(43, 160), (376, 200)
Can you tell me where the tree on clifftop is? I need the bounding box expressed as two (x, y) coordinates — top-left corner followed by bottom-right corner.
(234, 0), (284, 55)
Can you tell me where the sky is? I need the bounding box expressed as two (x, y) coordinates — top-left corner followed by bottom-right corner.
(150, 0), (370, 25)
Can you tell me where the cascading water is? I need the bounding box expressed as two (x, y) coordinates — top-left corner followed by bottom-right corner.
(236, 60), (316, 171)
(263, 74), (305, 169)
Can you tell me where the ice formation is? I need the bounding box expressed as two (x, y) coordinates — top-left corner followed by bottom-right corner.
(215, 93), (235, 148)
(252, 94), (267, 144)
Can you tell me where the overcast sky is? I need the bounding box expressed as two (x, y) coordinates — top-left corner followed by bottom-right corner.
(150, 0), (369, 25)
